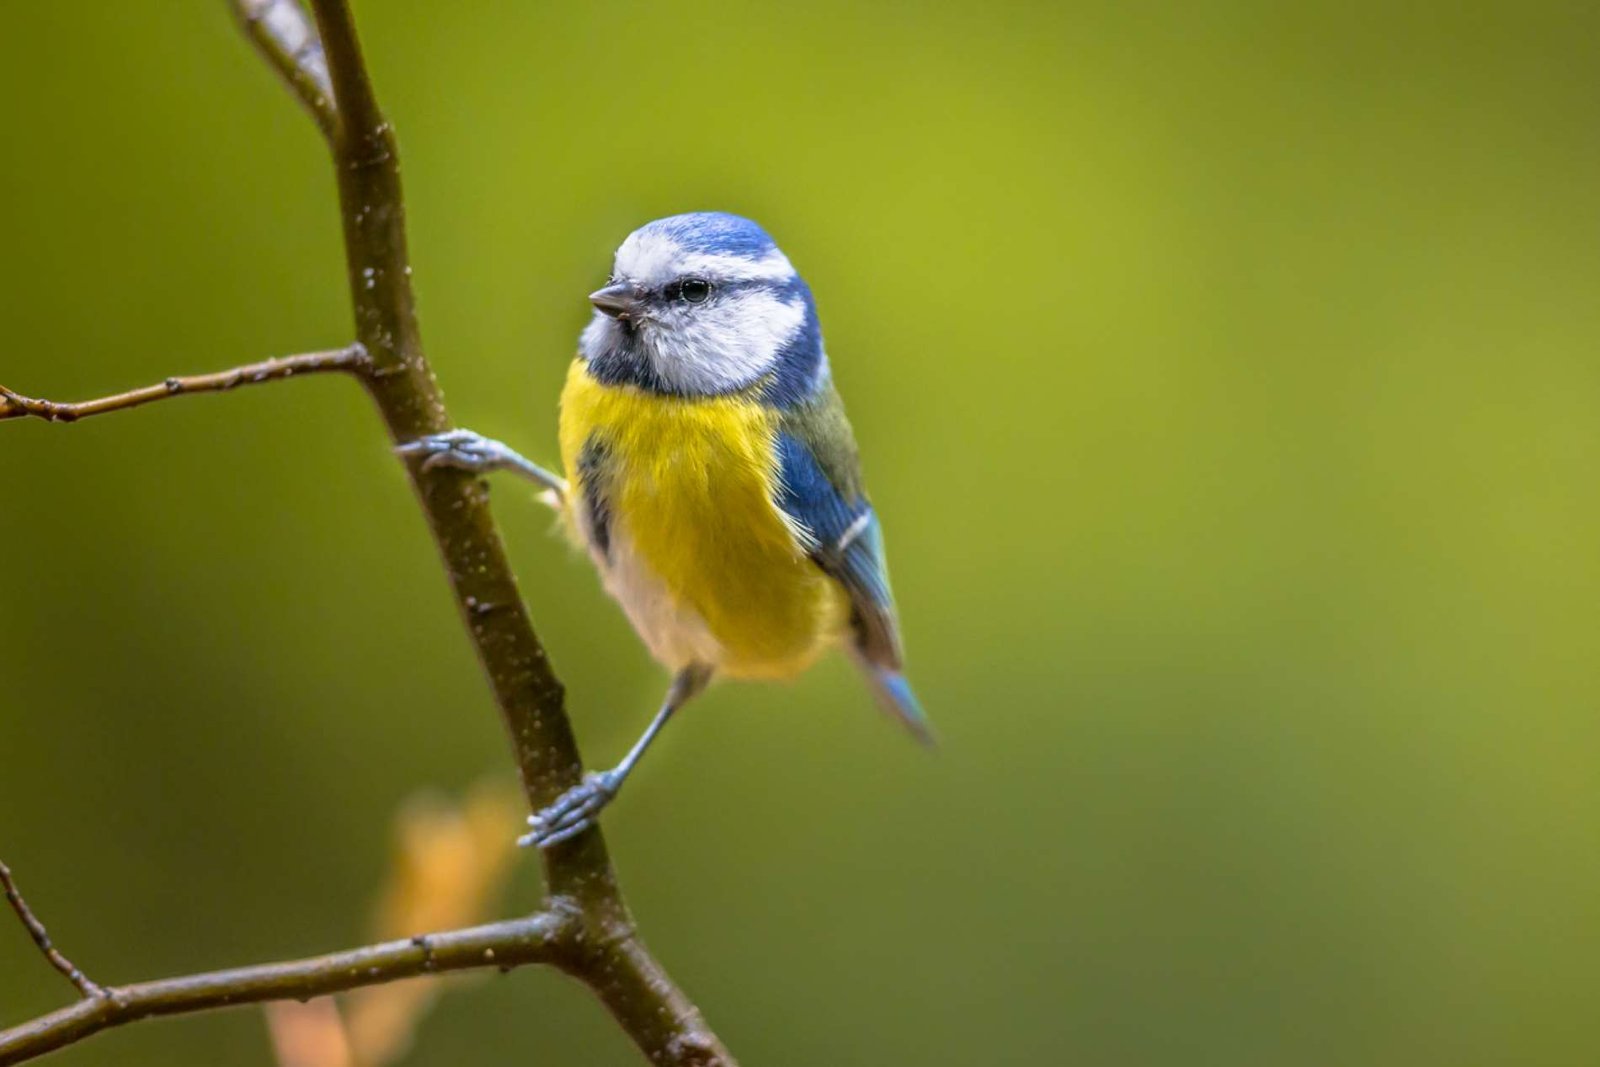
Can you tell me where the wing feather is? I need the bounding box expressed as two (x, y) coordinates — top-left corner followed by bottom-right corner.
(773, 430), (903, 668)
(773, 387), (932, 743)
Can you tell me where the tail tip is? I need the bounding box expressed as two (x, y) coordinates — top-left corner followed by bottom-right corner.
(877, 670), (938, 748)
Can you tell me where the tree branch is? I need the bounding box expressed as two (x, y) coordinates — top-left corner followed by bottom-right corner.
(0, 345), (368, 423)
(5, 4), (738, 1065)
(0, 862), (103, 1001)
(294, 7), (733, 1056)
(0, 909), (574, 1066)
(232, 0), (337, 139)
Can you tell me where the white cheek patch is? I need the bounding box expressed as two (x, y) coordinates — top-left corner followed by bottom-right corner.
(645, 289), (805, 394)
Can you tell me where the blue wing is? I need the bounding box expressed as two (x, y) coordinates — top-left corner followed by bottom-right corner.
(774, 430), (933, 744)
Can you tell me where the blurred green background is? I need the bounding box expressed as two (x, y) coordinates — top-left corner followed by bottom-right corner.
(2, 2), (1597, 1064)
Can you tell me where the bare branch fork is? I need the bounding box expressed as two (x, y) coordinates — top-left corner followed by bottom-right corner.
(0, 864), (103, 1001)
(0, 1), (735, 1064)
(0, 893), (571, 1066)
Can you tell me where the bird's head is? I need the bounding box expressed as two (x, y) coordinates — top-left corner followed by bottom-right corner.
(579, 212), (824, 401)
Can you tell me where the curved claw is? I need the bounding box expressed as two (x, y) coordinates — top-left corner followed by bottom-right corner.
(396, 429), (569, 502)
(395, 429), (494, 473)
(517, 771), (619, 850)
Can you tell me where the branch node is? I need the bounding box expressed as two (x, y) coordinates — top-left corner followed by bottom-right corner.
(411, 934), (436, 972)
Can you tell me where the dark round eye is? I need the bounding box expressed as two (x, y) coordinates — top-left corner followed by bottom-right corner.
(679, 277), (712, 304)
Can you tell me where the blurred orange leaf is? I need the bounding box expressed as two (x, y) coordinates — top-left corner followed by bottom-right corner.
(264, 778), (525, 1067)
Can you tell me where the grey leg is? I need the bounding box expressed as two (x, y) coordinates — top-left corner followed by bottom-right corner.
(519, 664), (714, 850)
(396, 429), (568, 503)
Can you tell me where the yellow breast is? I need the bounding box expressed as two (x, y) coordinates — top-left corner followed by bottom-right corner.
(558, 360), (848, 679)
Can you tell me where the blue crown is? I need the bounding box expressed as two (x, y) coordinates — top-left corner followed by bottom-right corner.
(636, 212), (780, 261)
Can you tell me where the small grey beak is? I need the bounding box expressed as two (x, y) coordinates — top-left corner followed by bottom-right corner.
(589, 282), (644, 319)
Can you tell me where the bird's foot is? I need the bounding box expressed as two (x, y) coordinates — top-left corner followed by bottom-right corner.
(396, 429), (568, 503)
(517, 770), (621, 850)
(395, 429), (509, 474)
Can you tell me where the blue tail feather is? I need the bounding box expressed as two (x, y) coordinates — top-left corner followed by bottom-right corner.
(857, 658), (936, 747)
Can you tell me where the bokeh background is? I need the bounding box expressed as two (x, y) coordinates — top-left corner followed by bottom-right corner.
(2, 3), (1597, 1064)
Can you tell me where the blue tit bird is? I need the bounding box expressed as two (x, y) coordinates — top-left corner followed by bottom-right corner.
(399, 211), (930, 848)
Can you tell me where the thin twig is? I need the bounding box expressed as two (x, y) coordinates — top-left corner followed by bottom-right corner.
(0, 863), (104, 1001)
(0, 345), (368, 424)
(0, 910), (575, 1065)
(231, 0), (337, 139)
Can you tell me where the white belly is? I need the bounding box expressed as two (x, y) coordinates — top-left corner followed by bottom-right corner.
(594, 527), (726, 671)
